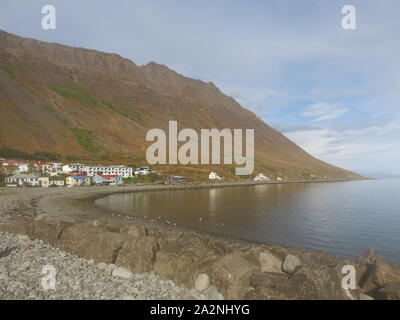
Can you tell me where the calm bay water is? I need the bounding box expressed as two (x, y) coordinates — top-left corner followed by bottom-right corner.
(95, 179), (400, 263)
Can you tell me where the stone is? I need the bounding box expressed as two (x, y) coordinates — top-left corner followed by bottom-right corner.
(210, 252), (259, 299)
(195, 273), (210, 292)
(153, 235), (215, 285)
(205, 285), (221, 300)
(358, 249), (377, 265)
(244, 286), (291, 300)
(0, 263), (7, 280)
(122, 295), (136, 300)
(359, 293), (374, 300)
(97, 262), (107, 269)
(123, 224), (147, 237)
(359, 258), (400, 292)
(16, 234), (30, 242)
(372, 259), (400, 287)
(282, 255), (301, 274)
(58, 223), (128, 263)
(249, 272), (288, 289)
(257, 250), (283, 273)
(112, 267), (133, 279)
(377, 281), (400, 300)
(115, 236), (159, 273)
(34, 214), (48, 222)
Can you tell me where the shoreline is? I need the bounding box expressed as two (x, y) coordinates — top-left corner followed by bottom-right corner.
(1, 178), (399, 300)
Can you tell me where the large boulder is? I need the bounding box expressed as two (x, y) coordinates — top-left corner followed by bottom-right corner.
(58, 223), (128, 263)
(249, 272), (288, 289)
(112, 266), (133, 279)
(358, 257), (400, 293)
(257, 250), (283, 273)
(122, 223), (147, 237)
(195, 273), (210, 292)
(282, 255), (301, 274)
(209, 252), (259, 299)
(377, 281), (400, 300)
(247, 264), (351, 300)
(153, 235), (219, 286)
(115, 236), (159, 273)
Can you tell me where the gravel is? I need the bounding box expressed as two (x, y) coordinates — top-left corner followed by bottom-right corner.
(0, 231), (217, 300)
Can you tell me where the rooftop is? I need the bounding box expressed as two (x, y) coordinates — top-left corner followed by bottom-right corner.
(69, 176), (88, 179)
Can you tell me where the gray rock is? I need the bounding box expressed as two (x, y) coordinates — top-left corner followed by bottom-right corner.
(195, 273), (210, 292)
(0, 263), (7, 280)
(378, 281), (400, 300)
(205, 285), (220, 300)
(359, 293), (374, 300)
(258, 250), (283, 273)
(282, 255), (301, 274)
(112, 267), (133, 279)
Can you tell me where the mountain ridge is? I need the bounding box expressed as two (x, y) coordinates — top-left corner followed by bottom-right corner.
(0, 29), (361, 180)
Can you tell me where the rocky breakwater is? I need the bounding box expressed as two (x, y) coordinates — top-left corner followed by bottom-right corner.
(1, 214), (399, 300)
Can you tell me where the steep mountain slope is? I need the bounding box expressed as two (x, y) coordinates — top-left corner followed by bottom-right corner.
(0, 30), (360, 180)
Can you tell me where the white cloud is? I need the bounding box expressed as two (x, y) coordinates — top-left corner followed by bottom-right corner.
(302, 103), (349, 122)
(285, 120), (400, 173)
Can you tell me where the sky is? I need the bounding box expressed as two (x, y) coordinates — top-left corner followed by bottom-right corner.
(1, 0), (400, 175)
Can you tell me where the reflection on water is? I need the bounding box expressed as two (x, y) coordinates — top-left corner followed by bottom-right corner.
(95, 180), (400, 263)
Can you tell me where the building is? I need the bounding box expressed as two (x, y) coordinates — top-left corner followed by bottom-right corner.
(39, 177), (65, 187)
(209, 172), (222, 181)
(68, 164), (88, 172)
(35, 162), (63, 176)
(49, 177), (65, 187)
(5, 174), (40, 187)
(62, 164), (74, 174)
(253, 173), (271, 182)
(17, 163), (30, 173)
(66, 176), (91, 187)
(134, 166), (151, 176)
(84, 165), (133, 178)
(169, 176), (188, 184)
(2, 160), (19, 167)
(34, 162), (53, 174)
(92, 175), (123, 186)
(0, 158), (5, 163)
(69, 170), (87, 176)
(38, 177), (49, 188)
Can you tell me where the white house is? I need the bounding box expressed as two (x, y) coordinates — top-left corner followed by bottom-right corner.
(68, 163), (88, 172)
(17, 163), (30, 173)
(134, 166), (151, 176)
(209, 172), (222, 181)
(277, 177), (283, 181)
(5, 174), (40, 187)
(253, 173), (271, 182)
(62, 164), (74, 174)
(34, 162), (51, 173)
(84, 165), (133, 178)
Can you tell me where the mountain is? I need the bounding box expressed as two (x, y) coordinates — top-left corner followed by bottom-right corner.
(0, 30), (361, 180)
(359, 173), (399, 179)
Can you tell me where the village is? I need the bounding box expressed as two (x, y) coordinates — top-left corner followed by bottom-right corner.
(0, 157), (274, 188)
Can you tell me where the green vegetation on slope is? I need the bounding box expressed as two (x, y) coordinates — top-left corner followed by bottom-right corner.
(70, 128), (102, 153)
(0, 146), (61, 161)
(102, 101), (142, 123)
(0, 65), (14, 78)
(50, 84), (97, 107)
